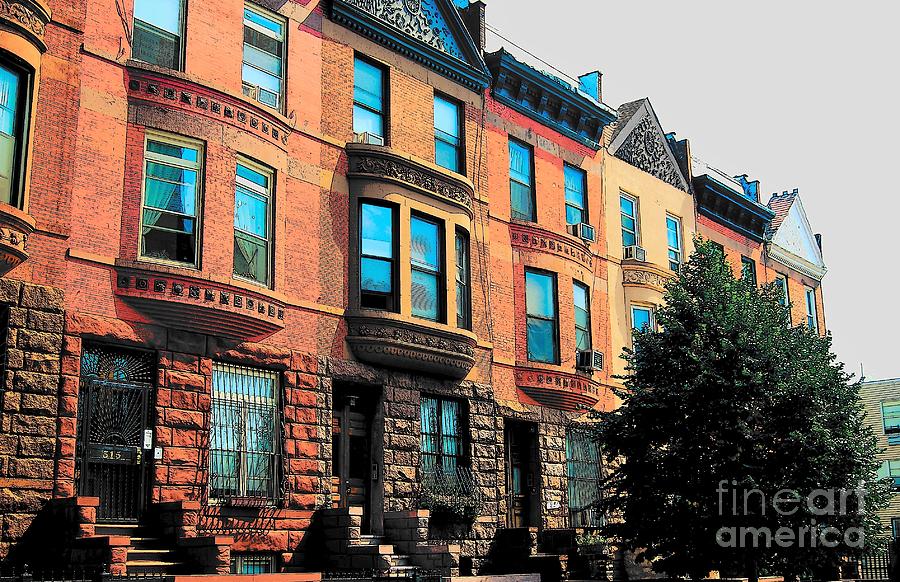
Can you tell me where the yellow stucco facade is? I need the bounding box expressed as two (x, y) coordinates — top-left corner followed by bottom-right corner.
(602, 150), (696, 385)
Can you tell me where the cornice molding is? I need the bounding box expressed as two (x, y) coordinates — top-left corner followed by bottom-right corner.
(767, 245), (827, 281)
(331, 0), (490, 92)
(346, 143), (474, 217)
(694, 174), (775, 243)
(485, 49), (617, 150)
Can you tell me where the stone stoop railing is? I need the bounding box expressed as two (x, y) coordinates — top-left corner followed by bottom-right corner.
(44, 498), (233, 575)
(46, 496), (129, 575)
(383, 510), (460, 574)
(320, 507), (393, 571)
(320, 507), (459, 574)
(485, 528), (568, 582)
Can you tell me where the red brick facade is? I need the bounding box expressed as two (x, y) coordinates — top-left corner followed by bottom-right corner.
(0, 0), (827, 576)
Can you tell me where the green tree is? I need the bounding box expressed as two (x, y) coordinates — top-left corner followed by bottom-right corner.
(598, 240), (890, 580)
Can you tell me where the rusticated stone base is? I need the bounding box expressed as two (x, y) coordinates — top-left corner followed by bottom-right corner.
(0, 278), (67, 563)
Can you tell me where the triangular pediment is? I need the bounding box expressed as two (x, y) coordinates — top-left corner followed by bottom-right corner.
(609, 99), (689, 192)
(771, 197), (825, 267)
(332, 0), (490, 91)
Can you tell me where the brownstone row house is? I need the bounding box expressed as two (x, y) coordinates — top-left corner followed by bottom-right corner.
(0, 0), (828, 577)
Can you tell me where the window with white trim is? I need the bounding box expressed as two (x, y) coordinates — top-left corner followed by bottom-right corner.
(631, 305), (654, 332)
(242, 4), (285, 111)
(666, 214), (682, 272)
(620, 193), (639, 248)
(805, 287), (818, 332)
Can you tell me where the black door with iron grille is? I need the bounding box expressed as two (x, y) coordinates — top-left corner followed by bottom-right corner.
(76, 346), (155, 522)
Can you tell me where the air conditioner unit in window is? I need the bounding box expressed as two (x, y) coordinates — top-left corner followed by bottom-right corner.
(354, 132), (385, 146)
(567, 222), (596, 243)
(576, 350), (604, 372)
(242, 83), (280, 109)
(242, 83), (259, 101)
(623, 245), (646, 262)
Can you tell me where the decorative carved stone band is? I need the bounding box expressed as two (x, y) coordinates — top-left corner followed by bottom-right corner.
(115, 268), (285, 341)
(0, 0), (50, 47)
(510, 224), (593, 268)
(347, 143), (474, 217)
(0, 202), (34, 276)
(127, 69), (292, 150)
(346, 313), (477, 379)
(514, 367), (608, 412)
(621, 260), (674, 293)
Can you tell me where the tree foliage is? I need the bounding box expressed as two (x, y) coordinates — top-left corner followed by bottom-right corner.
(597, 240), (889, 579)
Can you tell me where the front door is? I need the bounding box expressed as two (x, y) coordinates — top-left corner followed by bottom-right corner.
(505, 421), (538, 528)
(332, 391), (374, 532)
(76, 346), (156, 522)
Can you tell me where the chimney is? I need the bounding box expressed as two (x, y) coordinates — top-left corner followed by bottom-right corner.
(578, 71), (602, 102)
(459, 1), (487, 53)
(735, 174), (760, 202)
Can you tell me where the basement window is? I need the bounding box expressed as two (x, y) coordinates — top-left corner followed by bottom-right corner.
(231, 553), (277, 574)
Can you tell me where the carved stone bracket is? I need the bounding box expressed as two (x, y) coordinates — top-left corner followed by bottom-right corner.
(621, 260), (674, 293)
(0, 202), (35, 276)
(347, 143), (474, 217)
(346, 312), (477, 379)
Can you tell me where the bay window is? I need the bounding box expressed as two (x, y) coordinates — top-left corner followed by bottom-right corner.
(140, 133), (202, 266)
(410, 213), (443, 322)
(234, 160), (273, 286)
(631, 305), (654, 332)
(133, 0), (184, 70)
(242, 5), (285, 111)
(525, 269), (558, 364)
(455, 228), (471, 330)
(0, 60), (29, 208)
(359, 201), (397, 311)
(210, 363), (280, 501)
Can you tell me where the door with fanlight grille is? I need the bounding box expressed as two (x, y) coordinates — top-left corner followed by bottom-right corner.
(76, 346), (155, 522)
